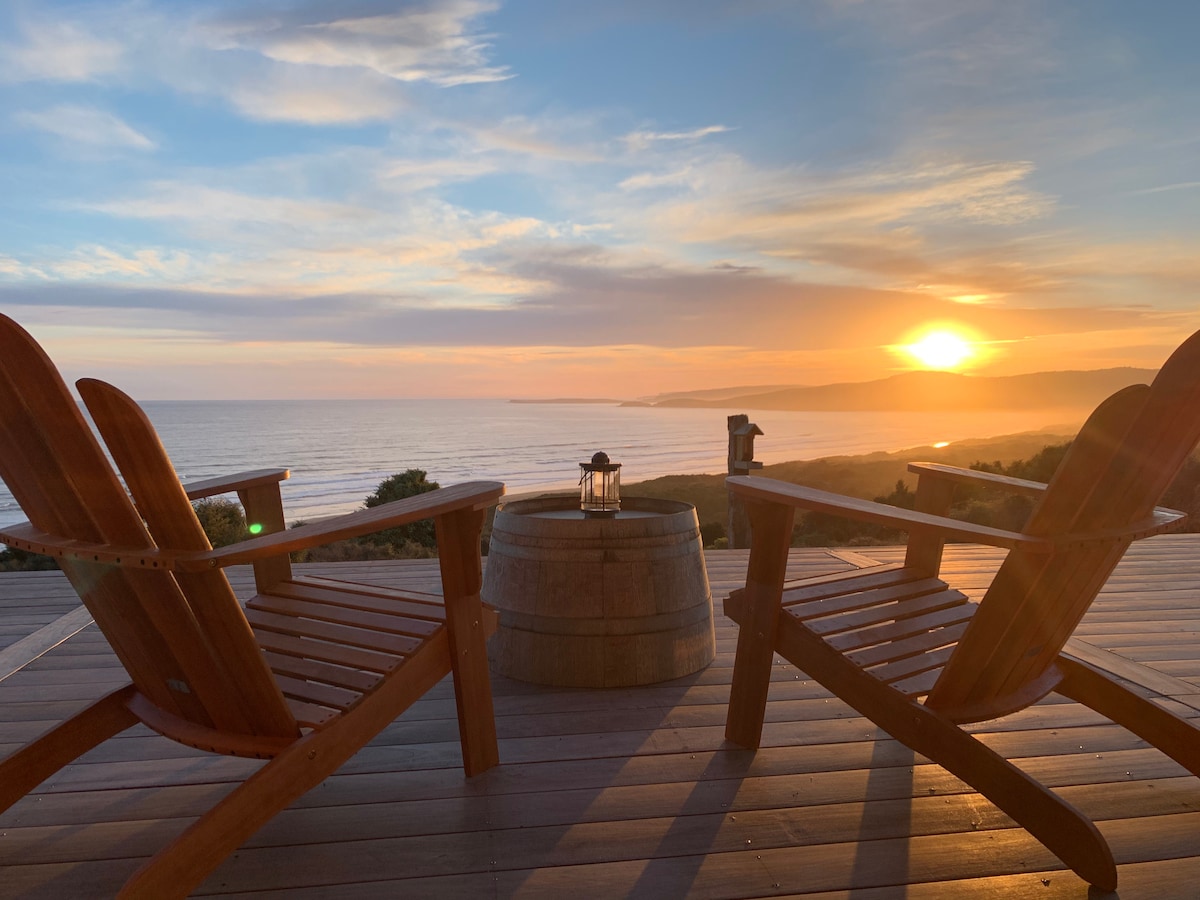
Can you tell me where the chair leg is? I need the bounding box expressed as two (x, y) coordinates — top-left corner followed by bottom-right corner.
(436, 505), (499, 777)
(774, 624), (1118, 891)
(117, 644), (451, 899)
(1058, 655), (1200, 777)
(900, 696), (1117, 891)
(726, 499), (795, 749)
(0, 684), (138, 815)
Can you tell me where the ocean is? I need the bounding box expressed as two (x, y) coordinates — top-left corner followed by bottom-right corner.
(0, 399), (1088, 532)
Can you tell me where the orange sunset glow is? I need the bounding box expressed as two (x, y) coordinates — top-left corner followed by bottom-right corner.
(1, 4), (1198, 399)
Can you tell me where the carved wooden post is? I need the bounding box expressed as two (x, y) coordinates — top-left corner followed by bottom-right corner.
(726, 414), (763, 549)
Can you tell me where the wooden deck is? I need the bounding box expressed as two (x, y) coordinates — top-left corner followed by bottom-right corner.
(1, 540), (1199, 898)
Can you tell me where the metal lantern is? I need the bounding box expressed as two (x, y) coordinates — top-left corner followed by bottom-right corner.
(579, 451), (621, 517)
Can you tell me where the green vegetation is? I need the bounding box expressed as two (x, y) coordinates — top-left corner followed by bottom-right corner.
(6, 440), (1200, 570)
(359, 469), (439, 550)
(0, 545), (58, 572)
(629, 434), (1200, 549)
(290, 469), (441, 563)
(0, 468), (447, 571)
(193, 497), (254, 547)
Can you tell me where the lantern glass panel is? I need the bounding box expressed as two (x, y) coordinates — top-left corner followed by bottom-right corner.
(580, 455), (621, 516)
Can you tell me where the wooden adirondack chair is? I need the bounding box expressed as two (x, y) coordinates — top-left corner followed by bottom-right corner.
(0, 314), (504, 898)
(724, 329), (1200, 891)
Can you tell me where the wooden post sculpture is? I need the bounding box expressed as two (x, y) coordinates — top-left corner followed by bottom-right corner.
(726, 414), (763, 548)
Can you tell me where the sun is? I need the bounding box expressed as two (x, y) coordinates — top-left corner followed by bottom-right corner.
(897, 328), (978, 371)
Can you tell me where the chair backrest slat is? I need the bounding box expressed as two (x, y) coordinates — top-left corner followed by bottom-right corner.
(79, 378), (297, 737)
(929, 329), (1200, 719)
(0, 315), (295, 739)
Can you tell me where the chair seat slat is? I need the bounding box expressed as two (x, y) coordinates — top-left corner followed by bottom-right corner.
(284, 697), (340, 729)
(245, 607), (425, 656)
(846, 620), (971, 668)
(262, 650), (383, 692)
(824, 602), (976, 652)
(786, 575), (947, 621)
(250, 590), (442, 638)
(774, 563), (912, 603)
(807, 588), (969, 636)
(253, 629), (404, 673)
(273, 674), (362, 711)
(886, 665), (945, 698)
(282, 576), (447, 618)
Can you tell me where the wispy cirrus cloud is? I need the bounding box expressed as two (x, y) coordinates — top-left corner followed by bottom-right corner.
(601, 153), (1051, 269)
(14, 104), (156, 151)
(198, 0), (510, 86)
(0, 18), (123, 82)
(622, 124), (732, 151)
(225, 67), (408, 125)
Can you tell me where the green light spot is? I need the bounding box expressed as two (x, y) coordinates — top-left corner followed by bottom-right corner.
(248, 523), (264, 535)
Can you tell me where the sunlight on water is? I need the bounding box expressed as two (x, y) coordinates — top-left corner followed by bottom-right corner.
(0, 399), (1086, 530)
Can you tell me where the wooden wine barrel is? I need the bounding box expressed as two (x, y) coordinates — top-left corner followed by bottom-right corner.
(483, 496), (714, 687)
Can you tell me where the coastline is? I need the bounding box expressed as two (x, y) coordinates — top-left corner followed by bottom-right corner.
(0, 400), (1087, 533)
(517, 426), (1081, 530)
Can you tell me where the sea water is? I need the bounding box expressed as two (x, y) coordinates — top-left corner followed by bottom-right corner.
(0, 399), (1086, 531)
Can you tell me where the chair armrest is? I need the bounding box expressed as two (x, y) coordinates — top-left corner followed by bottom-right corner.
(0, 481), (506, 572)
(727, 475), (1053, 552)
(191, 480), (506, 570)
(907, 462), (1185, 539)
(182, 468), (290, 501)
(907, 462), (1047, 497)
(727, 475), (1187, 554)
(1054, 506), (1186, 546)
(0, 522), (180, 569)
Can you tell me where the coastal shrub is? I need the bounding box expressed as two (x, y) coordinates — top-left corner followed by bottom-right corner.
(0, 546), (58, 571)
(290, 537), (437, 563)
(362, 469), (440, 550)
(699, 521), (726, 549)
(193, 498), (250, 547)
(285, 470), (446, 562)
(792, 479), (915, 547)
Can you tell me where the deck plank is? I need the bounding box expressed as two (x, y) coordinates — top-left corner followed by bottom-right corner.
(0, 540), (1199, 897)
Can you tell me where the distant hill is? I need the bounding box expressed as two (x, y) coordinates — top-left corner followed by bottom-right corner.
(647, 368), (1157, 412)
(643, 384), (803, 403)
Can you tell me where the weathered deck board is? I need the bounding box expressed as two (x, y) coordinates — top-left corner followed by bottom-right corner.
(1, 539), (1199, 898)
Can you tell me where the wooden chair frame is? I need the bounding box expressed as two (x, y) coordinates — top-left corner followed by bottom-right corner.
(724, 333), (1200, 891)
(0, 314), (504, 898)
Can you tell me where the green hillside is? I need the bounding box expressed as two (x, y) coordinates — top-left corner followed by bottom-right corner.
(625, 429), (1078, 540)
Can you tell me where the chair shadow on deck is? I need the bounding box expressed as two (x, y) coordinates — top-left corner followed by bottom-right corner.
(626, 749), (752, 897)
(848, 733), (916, 899)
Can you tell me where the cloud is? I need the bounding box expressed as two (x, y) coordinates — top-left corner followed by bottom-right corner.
(1130, 181), (1200, 196)
(200, 0), (510, 86)
(226, 67), (408, 124)
(623, 124), (731, 151)
(599, 152), (1053, 288)
(45, 246), (195, 281)
(619, 167), (698, 192)
(0, 18), (123, 82)
(83, 182), (374, 229)
(49, 172), (559, 297)
(14, 104), (156, 150)
(1, 259), (1187, 366)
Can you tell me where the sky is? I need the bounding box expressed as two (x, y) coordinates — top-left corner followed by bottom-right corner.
(2, 0), (1199, 400)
